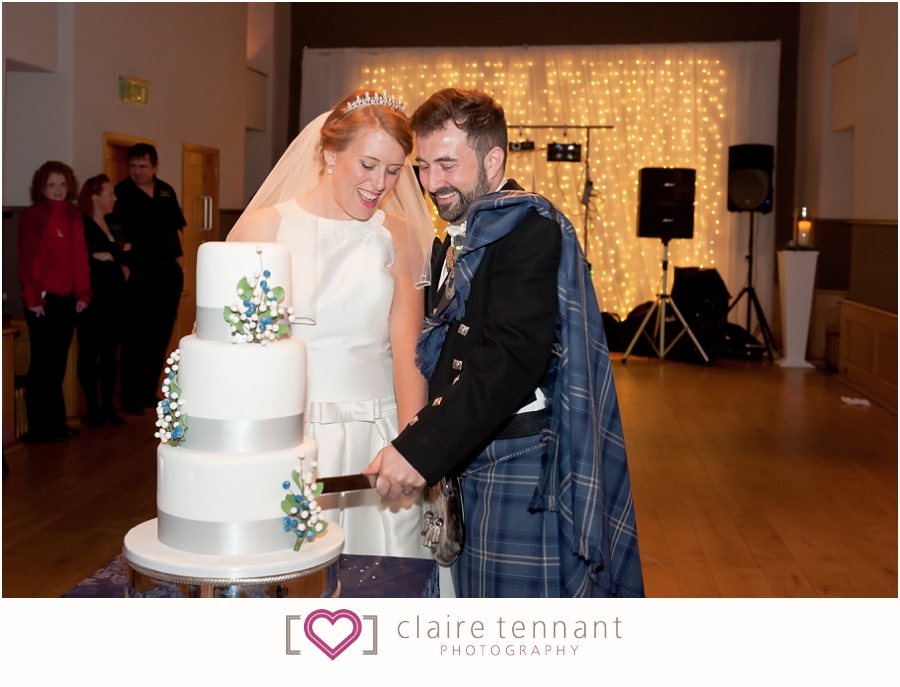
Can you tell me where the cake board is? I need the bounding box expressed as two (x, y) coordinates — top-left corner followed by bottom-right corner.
(123, 519), (345, 598)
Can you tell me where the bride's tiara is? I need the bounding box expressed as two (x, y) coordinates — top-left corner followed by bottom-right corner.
(345, 90), (407, 115)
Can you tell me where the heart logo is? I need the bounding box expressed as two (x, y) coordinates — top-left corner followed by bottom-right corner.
(304, 609), (362, 660)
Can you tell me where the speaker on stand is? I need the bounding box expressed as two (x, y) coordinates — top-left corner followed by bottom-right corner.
(726, 144), (777, 360)
(622, 168), (710, 364)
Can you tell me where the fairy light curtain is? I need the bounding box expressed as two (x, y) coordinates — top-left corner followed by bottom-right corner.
(301, 43), (780, 320)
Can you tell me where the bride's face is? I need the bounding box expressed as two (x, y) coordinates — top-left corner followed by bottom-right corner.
(322, 127), (406, 221)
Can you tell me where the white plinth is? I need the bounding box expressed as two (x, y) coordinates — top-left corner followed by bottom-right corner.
(123, 518), (344, 579)
(776, 250), (819, 369)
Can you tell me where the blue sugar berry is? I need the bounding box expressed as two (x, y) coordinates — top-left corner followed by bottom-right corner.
(291, 519), (298, 528)
(306, 530), (316, 540)
(263, 270), (271, 278)
(283, 516), (290, 526)
(260, 280), (268, 290)
(301, 501), (309, 509)
(297, 530), (304, 537)
(282, 481), (290, 489)
(243, 300), (250, 307)
(294, 495), (302, 502)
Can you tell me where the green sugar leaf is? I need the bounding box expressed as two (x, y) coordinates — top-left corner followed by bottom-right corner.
(272, 286), (285, 303)
(292, 469), (303, 489)
(222, 305), (233, 325)
(312, 482), (324, 498)
(275, 323), (290, 338)
(237, 276), (253, 301)
(280, 495), (295, 516)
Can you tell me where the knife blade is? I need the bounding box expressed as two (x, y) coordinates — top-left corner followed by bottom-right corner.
(317, 473), (378, 494)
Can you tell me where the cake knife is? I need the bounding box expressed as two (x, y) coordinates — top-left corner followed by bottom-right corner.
(317, 473), (379, 494)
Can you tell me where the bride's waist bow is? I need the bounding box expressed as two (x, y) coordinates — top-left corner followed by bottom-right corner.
(306, 397), (397, 424)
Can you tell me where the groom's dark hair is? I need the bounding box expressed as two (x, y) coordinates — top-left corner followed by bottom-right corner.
(410, 89), (507, 170)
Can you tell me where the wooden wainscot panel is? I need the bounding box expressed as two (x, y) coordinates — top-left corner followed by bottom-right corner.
(3, 324), (19, 448)
(838, 299), (898, 410)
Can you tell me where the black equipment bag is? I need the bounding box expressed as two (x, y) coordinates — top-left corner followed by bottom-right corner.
(601, 311), (625, 352)
(666, 267), (731, 364)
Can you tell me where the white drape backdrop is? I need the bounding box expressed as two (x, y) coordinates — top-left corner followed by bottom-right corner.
(301, 42), (781, 323)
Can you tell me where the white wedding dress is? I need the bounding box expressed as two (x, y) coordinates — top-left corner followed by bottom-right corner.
(274, 199), (425, 558)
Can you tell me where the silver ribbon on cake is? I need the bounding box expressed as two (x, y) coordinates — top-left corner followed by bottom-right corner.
(183, 415), (304, 453)
(196, 306), (238, 343)
(158, 513), (293, 555)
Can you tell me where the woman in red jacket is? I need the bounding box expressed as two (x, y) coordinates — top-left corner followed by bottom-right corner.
(17, 161), (92, 443)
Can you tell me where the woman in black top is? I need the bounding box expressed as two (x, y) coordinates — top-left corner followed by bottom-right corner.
(76, 175), (130, 427)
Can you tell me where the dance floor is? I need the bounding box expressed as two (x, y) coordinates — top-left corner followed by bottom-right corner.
(3, 355), (897, 598)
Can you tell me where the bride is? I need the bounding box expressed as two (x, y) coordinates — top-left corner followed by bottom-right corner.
(228, 89), (434, 557)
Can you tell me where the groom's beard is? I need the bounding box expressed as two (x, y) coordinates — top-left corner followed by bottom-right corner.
(429, 165), (492, 224)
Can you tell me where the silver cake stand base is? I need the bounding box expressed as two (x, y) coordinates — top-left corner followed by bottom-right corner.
(123, 519), (344, 598)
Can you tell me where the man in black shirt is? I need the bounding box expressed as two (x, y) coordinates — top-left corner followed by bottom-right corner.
(114, 143), (186, 415)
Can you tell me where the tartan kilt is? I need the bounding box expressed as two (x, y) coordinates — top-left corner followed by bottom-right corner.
(452, 433), (562, 597)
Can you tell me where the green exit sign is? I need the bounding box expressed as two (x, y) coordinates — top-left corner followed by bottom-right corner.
(119, 75), (150, 107)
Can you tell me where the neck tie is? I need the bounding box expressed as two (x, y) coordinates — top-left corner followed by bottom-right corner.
(444, 243), (456, 300)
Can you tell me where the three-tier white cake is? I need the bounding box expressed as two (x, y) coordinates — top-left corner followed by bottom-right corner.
(123, 242), (345, 597)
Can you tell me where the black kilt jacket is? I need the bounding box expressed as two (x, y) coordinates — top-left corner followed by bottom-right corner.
(393, 180), (562, 485)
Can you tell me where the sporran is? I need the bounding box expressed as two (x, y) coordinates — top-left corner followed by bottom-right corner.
(421, 476), (465, 566)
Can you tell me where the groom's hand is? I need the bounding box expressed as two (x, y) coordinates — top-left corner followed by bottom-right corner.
(364, 445), (426, 499)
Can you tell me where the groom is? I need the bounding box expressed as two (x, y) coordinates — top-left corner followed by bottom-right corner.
(369, 88), (644, 598)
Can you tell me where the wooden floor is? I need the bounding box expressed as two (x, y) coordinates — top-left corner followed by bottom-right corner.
(2, 356), (897, 598)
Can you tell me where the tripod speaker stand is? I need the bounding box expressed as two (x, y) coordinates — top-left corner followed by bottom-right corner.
(726, 144), (777, 361)
(623, 167), (709, 364)
(727, 210), (777, 360)
(622, 238), (710, 363)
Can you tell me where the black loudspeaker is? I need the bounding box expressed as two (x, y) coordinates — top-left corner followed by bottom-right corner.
(727, 144), (773, 213)
(637, 167), (696, 241)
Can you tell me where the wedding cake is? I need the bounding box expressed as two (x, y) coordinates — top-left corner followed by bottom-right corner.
(123, 242), (345, 597)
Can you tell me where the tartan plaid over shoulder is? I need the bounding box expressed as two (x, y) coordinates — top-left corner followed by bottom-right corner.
(417, 190), (645, 598)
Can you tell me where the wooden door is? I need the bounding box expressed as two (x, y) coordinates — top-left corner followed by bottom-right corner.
(166, 144), (220, 355)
